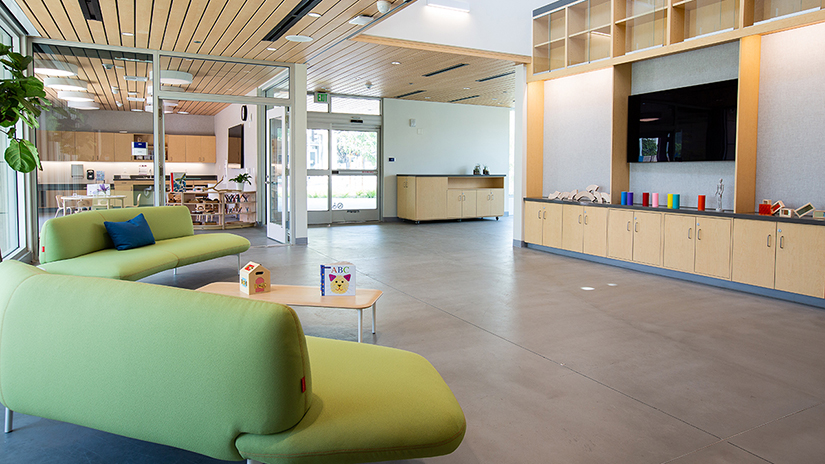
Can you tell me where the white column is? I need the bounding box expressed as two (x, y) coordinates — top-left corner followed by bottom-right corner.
(512, 64), (528, 247)
(292, 64), (308, 245)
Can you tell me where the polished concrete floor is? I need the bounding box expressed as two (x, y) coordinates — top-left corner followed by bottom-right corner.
(4, 217), (825, 463)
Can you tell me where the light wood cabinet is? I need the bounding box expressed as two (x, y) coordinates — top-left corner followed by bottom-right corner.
(663, 214), (697, 273)
(607, 209), (634, 260)
(664, 214), (731, 278)
(524, 201), (562, 248)
(447, 189), (478, 218)
(562, 205), (584, 252)
(184, 135), (217, 163)
(74, 132), (96, 161)
(582, 206), (608, 257)
(166, 135), (187, 162)
(114, 133), (134, 162)
(524, 201), (545, 245)
(732, 219), (777, 289)
(632, 211), (662, 266)
(200, 135), (217, 163)
(775, 223), (825, 298)
(95, 132), (114, 161)
(398, 176), (505, 222)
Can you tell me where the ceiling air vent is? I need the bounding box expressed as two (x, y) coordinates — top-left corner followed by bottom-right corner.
(263, 0), (325, 42)
(78, 0), (102, 21)
(423, 63), (468, 77)
(449, 95), (480, 103)
(395, 90), (426, 99)
(476, 71), (515, 82)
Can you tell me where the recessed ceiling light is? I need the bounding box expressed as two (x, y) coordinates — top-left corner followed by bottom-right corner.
(122, 32), (134, 36)
(149, 70), (194, 85)
(115, 65), (124, 70)
(131, 108), (143, 112)
(463, 87), (470, 90)
(266, 47), (277, 51)
(67, 101), (99, 110)
(391, 61), (401, 65)
(580, 286), (595, 291)
(424, 97), (431, 99)
(116, 101), (123, 107)
(177, 111), (189, 115)
(285, 35), (313, 42)
(127, 92), (138, 96)
(348, 15), (372, 26)
(184, 58), (193, 62)
(124, 75), (148, 82)
(127, 97), (144, 102)
(307, 12), (321, 17)
(57, 91), (94, 102)
(44, 78), (88, 91)
(34, 60), (78, 77)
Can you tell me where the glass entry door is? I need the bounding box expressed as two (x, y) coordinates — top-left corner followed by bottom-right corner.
(307, 127), (379, 224)
(266, 106), (288, 243)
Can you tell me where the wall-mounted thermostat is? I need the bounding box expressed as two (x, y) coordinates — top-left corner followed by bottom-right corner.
(409, 119), (416, 127)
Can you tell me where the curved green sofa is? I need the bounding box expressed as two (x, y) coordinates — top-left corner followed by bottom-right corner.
(38, 205), (250, 280)
(0, 261), (466, 463)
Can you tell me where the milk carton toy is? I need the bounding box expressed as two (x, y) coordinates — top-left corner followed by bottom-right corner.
(321, 262), (355, 296)
(240, 262), (270, 294)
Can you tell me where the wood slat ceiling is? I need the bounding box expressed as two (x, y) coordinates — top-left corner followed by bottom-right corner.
(18, 0), (518, 115)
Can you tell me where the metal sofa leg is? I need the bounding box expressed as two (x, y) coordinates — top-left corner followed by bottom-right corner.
(247, 460), (263, 464)
(237, 254), (241, 274)
(5, 407), (12, 433)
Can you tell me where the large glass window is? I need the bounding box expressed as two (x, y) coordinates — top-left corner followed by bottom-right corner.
(1, 22), (19, 259)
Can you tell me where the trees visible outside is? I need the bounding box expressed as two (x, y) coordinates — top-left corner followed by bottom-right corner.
(334, 131), (376, 169)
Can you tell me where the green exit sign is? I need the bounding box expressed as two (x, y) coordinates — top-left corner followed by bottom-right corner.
(314, 92), (329, 103)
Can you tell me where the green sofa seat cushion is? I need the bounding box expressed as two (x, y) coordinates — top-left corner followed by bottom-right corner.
(148, 233), (251, 267)
(235, 336), (466, 464)
(38, 245), (180, 281)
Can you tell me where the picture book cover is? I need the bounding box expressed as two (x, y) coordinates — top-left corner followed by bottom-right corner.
(321, 261), (356, 296)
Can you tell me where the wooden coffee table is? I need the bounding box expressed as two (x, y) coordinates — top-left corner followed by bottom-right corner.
(196, 282), (382, 343)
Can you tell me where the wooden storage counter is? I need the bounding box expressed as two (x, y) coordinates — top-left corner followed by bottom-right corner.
(397, 175), (505, 222)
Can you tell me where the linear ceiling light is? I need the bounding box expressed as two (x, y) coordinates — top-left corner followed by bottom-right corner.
(44, 77), (88, 91)
(78, 0), (102, 21)
(57, 91), (94, 102)
(395, 90), (426, 98)
(449, 95), (480, 103)
(262, 0), (324, 42)
(68, 101), (99, 110)
(476, 71), (515, 82)
(423, 63), (468, 77)
(426, 0), (470, 13)
(349, 15), (373, 25)
(149, 70), (194, 85)
(34, 60), (78, 77)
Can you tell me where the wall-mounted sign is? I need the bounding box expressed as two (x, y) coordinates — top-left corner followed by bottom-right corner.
(314, 92), (329, 104)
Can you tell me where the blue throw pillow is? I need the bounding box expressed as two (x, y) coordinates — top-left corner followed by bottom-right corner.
(104, 213), (156, 251)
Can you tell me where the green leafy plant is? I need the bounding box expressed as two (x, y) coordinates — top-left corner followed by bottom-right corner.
(0, 44), (49, 173)
(229, 173), (252, 185)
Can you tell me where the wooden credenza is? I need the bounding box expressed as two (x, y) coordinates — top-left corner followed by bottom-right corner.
(397, 175), (505, 222)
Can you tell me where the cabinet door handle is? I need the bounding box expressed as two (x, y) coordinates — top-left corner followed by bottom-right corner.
(538, 209), (542, 219)
(627, 221), (630, 231)
(780, 235), (784, 249)
(767, 235), (772, 247)
(543, 210), (546, 219)
(697, 229), (702, 240)
(635, 222), (639, 233)
(688, 228), (692, 239)
(584, 215), (588, 225)
(578, 214), (582, 224)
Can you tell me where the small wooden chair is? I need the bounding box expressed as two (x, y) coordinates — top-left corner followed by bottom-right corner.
(54, 195), (68, 218)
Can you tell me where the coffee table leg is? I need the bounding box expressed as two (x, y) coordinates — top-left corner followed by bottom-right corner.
(357, 309), (363, 343)
(372, 303), (376, 334)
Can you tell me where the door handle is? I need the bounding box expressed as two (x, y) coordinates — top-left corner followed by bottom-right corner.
(767, 235), (772, 247)
(635, 222), (639, 233)
(780, 235), (784, 249)
(578, 214), (582, 224)
(627, 221), (630, 231)
(688, 228), (692, 239)
(543, 210), (546, 219)
(538, 209), (542, 219)
(584, 215), (588, 225)
(697, 229), (702, 240)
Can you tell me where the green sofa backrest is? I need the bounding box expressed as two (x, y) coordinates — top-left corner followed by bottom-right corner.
(40, 205), (195, 263)
(0, 260), (313, 461)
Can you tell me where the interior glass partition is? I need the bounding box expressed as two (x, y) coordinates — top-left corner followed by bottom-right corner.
(0, 22), (19, 259)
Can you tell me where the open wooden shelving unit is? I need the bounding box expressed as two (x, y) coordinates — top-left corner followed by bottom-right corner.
(167, 190), (257, 230)
(532, 0), (823, 75)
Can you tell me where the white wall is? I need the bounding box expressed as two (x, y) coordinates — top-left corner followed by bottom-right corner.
(367, 0), (544, 57)
(383, 98), (511, 217)
(628, 42), (739, 210)
(212, 103), (259, 190)
(542, 67), (613, 196)
(756, 22), (825, 210)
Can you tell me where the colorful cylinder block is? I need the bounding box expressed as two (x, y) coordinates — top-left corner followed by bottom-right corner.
(652, 193), (659, 208)
(667, 194), (674, 209)
(621, 191), (628, 205)
(673, 194), (680, 209)
(627, 192), (634, 206)
(698, 195), (706, 211)
(642, 192), (650, 207)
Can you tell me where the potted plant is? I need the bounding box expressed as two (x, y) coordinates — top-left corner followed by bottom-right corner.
(473, 164), (481, 175)
(0, 44), (49, 262)
(483, 165), (490, 175)
(229, 173), (253, 191)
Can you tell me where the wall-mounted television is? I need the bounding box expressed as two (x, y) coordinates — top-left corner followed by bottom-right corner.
(228, 124), (244, 168)
(627, 79), (738, 163)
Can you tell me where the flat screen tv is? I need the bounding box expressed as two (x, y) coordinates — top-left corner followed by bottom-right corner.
(228, 124), (244, 168)
(627, 79), (738, 163)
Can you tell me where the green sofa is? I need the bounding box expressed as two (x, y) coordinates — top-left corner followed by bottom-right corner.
(0, 261), (466, 463)
(38, 205), (250, 280)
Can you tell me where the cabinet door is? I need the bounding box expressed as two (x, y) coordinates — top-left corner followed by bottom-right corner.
(775, 223), (825, 298)
(524, 201), (544, 245)
(607, 209), (634, 260)
(58, 131), (76, 161)
(731, 219), (776, 288)
(490, 188), (505, 216)
(694, 217), (732, 279)
(476, 189), (492, 217)
(663, 214), (696, 273)
(561, 205), (584, 252)
(185, 135), (201, 162)
(543, 203), (563, 248)
(74, 132), (96, 161)
(166, 135), (187, 162)
(114, 133), (134, 162)
(633, 211), (662, 266)
(200, 135), (216, 163)
(462, 190), (477, 218)
(397, 177), (408, 219)
(446, 189), (463, 218)
(415, 177), (447, 220)
(96, 132), (114, 161)
(582, 207), (607, 257)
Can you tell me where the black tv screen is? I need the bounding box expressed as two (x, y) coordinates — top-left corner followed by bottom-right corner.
(628, 79), (738, 163)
